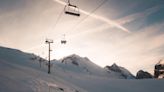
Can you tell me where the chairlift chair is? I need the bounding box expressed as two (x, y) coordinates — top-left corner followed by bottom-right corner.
(61, 40), (67, 44)
(64, 0), (80, 16)
(61, 34), (67, 44)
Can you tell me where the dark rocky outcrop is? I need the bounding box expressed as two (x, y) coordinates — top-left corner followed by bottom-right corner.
(136, 70), (153, 79)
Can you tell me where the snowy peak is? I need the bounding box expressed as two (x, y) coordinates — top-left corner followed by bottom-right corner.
(61, 54), (82, 66)
(105, 63), (122, 72)
(61, 54), (95, 67)
(57, 54), (107, 76)
(105, 63), (135, 79)
(55, 54), (135, 79)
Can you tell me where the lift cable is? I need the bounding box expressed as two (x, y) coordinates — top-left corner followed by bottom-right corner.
(52, 9), (65, 31)
(68, 0), (108, 32)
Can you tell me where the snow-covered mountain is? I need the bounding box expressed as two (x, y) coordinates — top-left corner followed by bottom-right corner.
(105, 63), (135, 79)
(53, 54), (135, 79)
(0, 46), (86, 92)
(0, 46), (164, 92)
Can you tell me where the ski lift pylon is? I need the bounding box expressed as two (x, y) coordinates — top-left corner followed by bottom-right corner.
(64, 0), (80, 16)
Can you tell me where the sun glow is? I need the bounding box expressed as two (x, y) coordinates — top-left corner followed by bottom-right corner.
(52, 46), (74, 59)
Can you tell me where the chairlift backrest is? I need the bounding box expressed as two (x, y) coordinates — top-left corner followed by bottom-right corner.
(64, 0), (80, 16)
(65, 11), (80, 16)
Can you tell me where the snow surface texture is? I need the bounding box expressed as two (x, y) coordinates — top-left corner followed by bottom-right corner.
(0, 46), (164, 92)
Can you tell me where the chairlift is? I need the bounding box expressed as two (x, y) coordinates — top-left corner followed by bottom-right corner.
(64, 0), (80, 16)
(61, 34), (67, 44)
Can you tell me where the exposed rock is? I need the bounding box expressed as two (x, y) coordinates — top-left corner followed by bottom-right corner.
(136, 70), (153, 79)
(105, 63), (135, 79)
(72, 60), (79, 66)
(105, 63), (121, 72)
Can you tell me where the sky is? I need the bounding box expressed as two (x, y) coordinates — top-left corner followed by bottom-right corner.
(0, 0), (164, 75)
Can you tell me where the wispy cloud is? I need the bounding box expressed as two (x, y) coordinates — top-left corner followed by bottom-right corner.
(116, 6), (161, 25)
(111, 22), (164, 73)
(53, 0), (130, 33)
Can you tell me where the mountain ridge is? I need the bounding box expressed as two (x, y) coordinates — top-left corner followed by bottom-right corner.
(52, 54), (135, 79)
(1, 46), (164, 92)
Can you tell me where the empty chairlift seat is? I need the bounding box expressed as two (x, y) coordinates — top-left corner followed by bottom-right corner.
(64, 0), (80, 16)
(61, 34), (67, 44)
(61, 40), (67, 44)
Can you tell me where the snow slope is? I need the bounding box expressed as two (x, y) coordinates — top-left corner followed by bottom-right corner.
(0, 46), (86, 92)
(0, 46), (164, 92)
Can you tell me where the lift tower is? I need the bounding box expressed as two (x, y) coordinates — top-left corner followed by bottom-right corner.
(45, 39), (53, 74)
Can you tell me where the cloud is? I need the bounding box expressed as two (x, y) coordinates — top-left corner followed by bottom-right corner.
(116, 6), (162, 25)
(68, 21), (164, 74)
(113, 22), (164, 73)
(53, 0), (130, 33)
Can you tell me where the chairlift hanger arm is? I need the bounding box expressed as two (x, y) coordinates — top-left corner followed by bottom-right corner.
(68, 3), (77, 7)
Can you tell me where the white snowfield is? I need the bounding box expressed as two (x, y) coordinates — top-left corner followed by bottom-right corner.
(0, 46), (163, 92)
